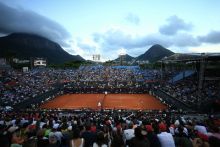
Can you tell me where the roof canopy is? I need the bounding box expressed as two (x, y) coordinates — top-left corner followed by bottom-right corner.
(161, 53), (220, 62)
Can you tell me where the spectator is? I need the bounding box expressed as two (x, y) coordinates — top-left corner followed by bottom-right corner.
(70, 127), (84, 147)
(123, 122), (134, 146)
(93, 131), (108, 147)
(146, 125), (161, 147)
(81, 123), (96, 147)
(157, 123), (175, 147)
(111, 127), (124, 147)
(129, 126), (150, 147)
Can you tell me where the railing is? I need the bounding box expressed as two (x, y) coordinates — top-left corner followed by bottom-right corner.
(13, 84), (64, 110)
(152, 89), (193, 111)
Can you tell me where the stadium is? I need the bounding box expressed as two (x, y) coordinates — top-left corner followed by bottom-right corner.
(1, 52), (220, 147)
(0, 1), (220, 147)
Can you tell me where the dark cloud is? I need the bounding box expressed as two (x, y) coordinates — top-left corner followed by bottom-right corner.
(198, 30), (220, 44)
(125, 13), (140, 25)
(0, 2), (71, 47)
(159, 15), (193, 35)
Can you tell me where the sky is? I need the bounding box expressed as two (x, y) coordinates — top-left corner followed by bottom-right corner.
(0, 0), (220, 61)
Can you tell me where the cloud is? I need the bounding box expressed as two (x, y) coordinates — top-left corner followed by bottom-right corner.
(172, 33), (200, 47)
(0, 2), (71, 48)
(159, 15), (193, 35)
(77, 38), (99, 54)
(125, 13), (140, 25)
(93, 27), (164, 50)
(70, 25), (218, 60)
(198, 30), (220, 44)
(93, 27), (199, 49)
(188, 44), (220, 53)
(74, 23), (220, 60)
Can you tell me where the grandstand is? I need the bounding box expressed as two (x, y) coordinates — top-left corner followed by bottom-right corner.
(1, 53), (219, 112)
(0, 54), (220, 147)
(161, 53), (220, 112)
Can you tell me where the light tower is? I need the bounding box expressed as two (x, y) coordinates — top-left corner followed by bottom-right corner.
(119, 53), (126, 65)
(92, 54), (101, 62)
(118, 48), (126, 66)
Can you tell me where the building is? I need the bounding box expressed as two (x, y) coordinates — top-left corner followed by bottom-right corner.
(33, 58), (47, 67)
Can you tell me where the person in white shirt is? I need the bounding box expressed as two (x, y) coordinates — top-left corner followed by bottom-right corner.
(157, 123), (175, 147)
(123, 122), (134, 146)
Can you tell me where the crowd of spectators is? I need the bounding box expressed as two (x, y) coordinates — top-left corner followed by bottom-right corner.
(0, 66), (219, 111)
(1, 65), (219, 110)
(0, 109), (219, 147)
(0, 66), (161, 107)
(0, 65), (220, 146)
(63, 66), (159, 94)
(161, 75), (220, 107)
(0, 69), (64, 106)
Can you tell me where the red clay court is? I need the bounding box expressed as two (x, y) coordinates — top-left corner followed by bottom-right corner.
(41, 94), (167, 110)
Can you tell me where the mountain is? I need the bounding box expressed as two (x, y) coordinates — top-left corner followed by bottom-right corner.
(136, 44), (174, 62)
(0, 33), (84, 64)
(114, 54), (135, 62)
